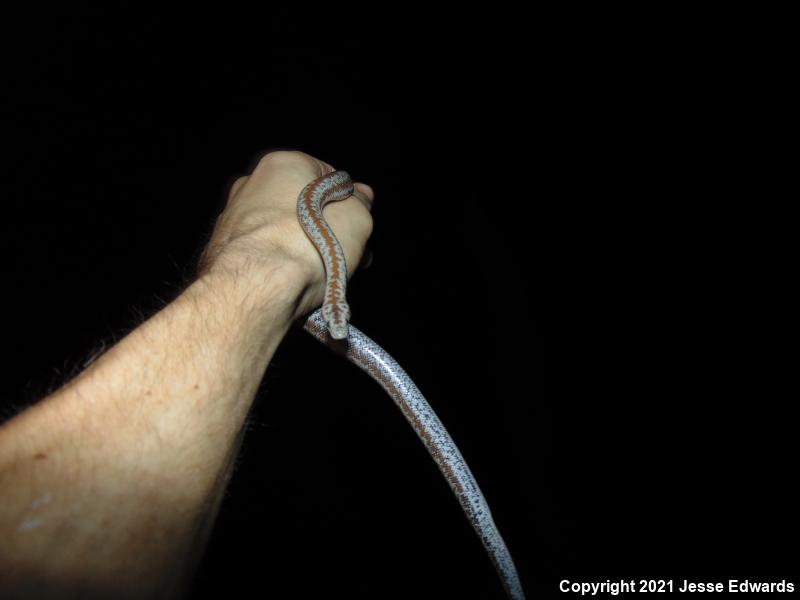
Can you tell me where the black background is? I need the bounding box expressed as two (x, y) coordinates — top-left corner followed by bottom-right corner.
(0, 6), (794, 599)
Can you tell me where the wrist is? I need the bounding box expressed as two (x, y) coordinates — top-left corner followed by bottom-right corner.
(194, 255), (311, 328)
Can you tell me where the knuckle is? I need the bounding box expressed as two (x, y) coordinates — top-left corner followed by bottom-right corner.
(229, 176), (249, 195)
(255, 149), (305, 169)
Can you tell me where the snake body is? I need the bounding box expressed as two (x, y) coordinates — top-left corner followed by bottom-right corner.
(297, 170), (525, 600)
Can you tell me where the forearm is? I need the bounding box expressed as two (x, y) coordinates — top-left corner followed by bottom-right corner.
(0, 261), (303, 597)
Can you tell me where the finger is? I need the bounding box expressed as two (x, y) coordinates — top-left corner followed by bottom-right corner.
(316, 159), (336, 176)
(360, 248), (375, 270)
(353, 182), (374, 210)
(229, 175), (249, 199)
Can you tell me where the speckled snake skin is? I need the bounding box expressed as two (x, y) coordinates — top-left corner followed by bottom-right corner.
(297, 170), (525, 600)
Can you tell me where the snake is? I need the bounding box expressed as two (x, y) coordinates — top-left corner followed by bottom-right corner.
(297, 169), (526, 600)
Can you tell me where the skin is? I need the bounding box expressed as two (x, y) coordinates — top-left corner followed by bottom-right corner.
(0, 150), (374, 598)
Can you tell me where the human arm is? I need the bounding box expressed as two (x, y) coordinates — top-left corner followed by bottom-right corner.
(0, 151), (374, 598)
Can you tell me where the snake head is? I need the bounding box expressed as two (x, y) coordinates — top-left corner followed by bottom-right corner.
(324, 317), (349, 340)
(322, 301), (350, 340)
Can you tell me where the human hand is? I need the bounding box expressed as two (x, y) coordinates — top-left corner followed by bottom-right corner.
(198, 150), (374, 319)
